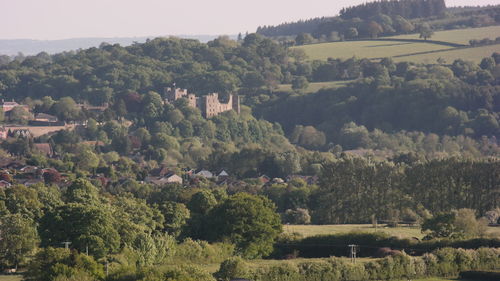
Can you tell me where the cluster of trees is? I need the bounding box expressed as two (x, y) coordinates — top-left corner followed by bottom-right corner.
(257, 55), (500, 155)
(245, 156), (499, 226)
(0, 178), (282, 272)
(1, 99), (326, 179)
(313, 157), (499, 224)
(0, 35), (294, 105)
(340, 0), (447, 20)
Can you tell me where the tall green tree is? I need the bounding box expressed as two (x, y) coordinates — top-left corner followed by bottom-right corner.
(205, 193), (282, 258)
(419, 23), (434, 40)
(0, 214), (39, 268)
(39, 203), (120, 258)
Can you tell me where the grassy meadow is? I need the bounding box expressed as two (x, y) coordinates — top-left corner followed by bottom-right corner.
(0, 276), (22, 281)
(284, 224), (425, 239)
(294, 25), (500, 63)
(294, 40), (453, 61)
(284, 224), (500, 239)
(387, 25), (500, 45)
(277, 80), (352, 93)
(392, 44), (500, 63)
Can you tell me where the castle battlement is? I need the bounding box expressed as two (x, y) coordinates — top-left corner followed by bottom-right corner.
(164, 87), (240, 118)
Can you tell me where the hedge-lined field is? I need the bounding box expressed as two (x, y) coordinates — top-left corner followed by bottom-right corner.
(294, 25), (500, 63)
(294, 40), (453, 61)
(284, 224), (424, 239)
(284, 224), (500, 239)
(393, 44), (500, 63)
(386, 25), (500, 45)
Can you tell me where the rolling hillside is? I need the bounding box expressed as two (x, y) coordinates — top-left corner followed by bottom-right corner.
(387, 25), (500, 45)
(294, 25), (500, 63)
(294, 40), (454, 61)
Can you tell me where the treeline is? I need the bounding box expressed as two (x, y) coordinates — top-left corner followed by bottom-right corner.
(313, 157), (499, 224)
(256, 1), (500, 41)
(258, 13), (418, 40)
(256, 17), (333, 37)
(258, 156), (500, 225)
(340, 0), (446, 20)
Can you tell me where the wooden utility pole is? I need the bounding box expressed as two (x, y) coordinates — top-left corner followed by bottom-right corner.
(61, 241), (71, 250)
(348, 244), (358, 263)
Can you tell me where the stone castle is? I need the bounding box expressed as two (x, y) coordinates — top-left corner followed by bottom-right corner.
(164, 87), (240, 118)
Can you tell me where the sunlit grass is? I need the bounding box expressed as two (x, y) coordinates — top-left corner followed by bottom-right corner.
(284, 224), (425, 239)
(386, 25), (500, 45)
(0, 275), (23, 281)
(277, 80), (352, 93)
(294, 40), (452, 61)
(284, 224), (500, 239)
(393, 44), (500, 64)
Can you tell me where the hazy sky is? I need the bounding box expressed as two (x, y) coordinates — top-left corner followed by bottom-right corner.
(2, 0), (499, 40)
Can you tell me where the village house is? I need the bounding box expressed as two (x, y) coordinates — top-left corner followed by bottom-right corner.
(192, 169), (214, 179)
(77, 102), (109, 113)
(145, 172), (183, 185)
(164, 87), (240, 118)
(34, 113), (58, 122)
(0, 127), (7, 139)
(20, 178), (44, 186)
(0, 180), (11, 188)
(19, 165), (38, 174)
(217, 170), (229, 180)
(258, 175), (271, 184)
(0, 99), (29, 113)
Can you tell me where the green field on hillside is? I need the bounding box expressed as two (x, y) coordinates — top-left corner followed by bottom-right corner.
(284, 224), (500, 239)
(393, 44), (500, 63)
(295, 40), (453, 61)
(294, 26), (500, 63)
(277, 80), (351, 93)
(387, 25), (500, 45)
(284, 224), (424, 238)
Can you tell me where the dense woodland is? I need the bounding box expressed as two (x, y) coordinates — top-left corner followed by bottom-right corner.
(256, 55), (500, 156)
(339, 0), (447, 20)
(257, 1), (500, 42)
(0, 0), (499, 280)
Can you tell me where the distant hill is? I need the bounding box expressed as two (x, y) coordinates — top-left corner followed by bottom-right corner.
(0, 35), (236, 56)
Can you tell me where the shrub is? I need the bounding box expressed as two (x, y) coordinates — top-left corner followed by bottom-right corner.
(214, 257), (250, 281)
(298, 261), (341, 281)
(476, 247), (500, 270)
(175, 239), (234, 264)
(163, 265), (216, 281)
(252, 263), (301, 281)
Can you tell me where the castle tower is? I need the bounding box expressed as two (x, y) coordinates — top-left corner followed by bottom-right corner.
(232, 94), (240, 114)
(164, 87), (189, 103)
